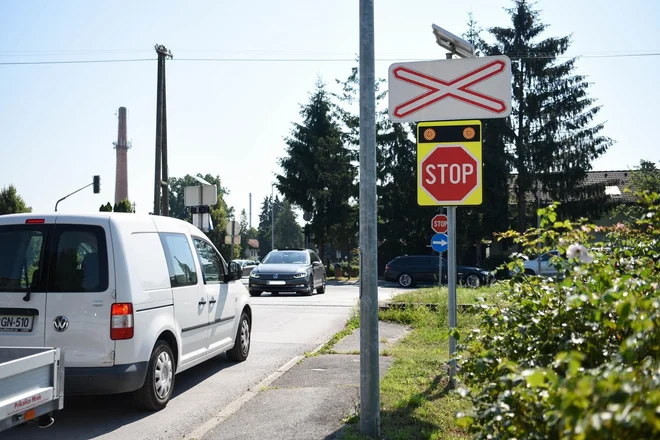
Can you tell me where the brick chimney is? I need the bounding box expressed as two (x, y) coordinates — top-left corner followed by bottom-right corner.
(114, 107), (130, 204)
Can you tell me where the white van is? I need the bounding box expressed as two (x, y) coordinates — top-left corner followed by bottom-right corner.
(0, 212), (252, 410)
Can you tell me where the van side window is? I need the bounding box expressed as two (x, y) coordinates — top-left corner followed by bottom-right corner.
(193, 238), (225, 284)
(160, 233), (198, 287)
(51, 226), (108, 292)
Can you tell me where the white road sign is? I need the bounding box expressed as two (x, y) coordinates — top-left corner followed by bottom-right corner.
(388, 55), (512, 123)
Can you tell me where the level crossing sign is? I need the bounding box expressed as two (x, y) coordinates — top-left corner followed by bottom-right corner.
(417, 120), (483, 206)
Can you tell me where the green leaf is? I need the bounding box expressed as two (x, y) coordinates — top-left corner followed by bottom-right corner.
(522, 369), (546, 388)
(456, 413), (474, 428)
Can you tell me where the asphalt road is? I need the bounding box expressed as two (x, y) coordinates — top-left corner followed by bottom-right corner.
(4, 281), (406, 440)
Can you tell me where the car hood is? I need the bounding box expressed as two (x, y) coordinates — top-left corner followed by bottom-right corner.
(254, 263), (309, 274)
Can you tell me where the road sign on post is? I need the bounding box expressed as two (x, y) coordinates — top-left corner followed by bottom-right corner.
(417, 120), (483, 206)
(387, 56), (512, 123)
(431, 233), (448, 253)
(432, 214), (448, 234)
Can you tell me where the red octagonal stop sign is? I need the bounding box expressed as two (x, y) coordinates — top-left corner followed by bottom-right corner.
(421, 145), (479, 203)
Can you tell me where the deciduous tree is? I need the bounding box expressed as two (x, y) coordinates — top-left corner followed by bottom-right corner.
(0, 185), (31, 215)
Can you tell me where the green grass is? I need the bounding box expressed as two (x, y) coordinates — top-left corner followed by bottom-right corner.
(340, 288), (488, 440)
(389, 284), (504, 306)
(310, 308), (360, 356)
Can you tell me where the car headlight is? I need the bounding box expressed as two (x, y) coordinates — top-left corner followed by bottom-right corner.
(293, 272), (307, 279)
(250, 271), (260, 278)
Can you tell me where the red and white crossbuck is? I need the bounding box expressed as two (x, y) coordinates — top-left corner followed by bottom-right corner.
(388, 55), (512, 122)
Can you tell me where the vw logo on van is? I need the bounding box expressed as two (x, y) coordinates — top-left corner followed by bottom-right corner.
(273, 274), (278, 279)
(53, 316), (69, 332)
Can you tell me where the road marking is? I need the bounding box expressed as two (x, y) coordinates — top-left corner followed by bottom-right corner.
(185, 335), (333, 440)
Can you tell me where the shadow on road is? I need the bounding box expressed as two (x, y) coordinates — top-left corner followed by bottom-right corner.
(5, 354), (235, 440)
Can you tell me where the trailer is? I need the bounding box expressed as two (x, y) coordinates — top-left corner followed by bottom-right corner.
(0, 347), (64, 433)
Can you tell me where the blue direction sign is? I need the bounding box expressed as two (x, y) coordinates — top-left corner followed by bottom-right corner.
(431, 233), (449, 253)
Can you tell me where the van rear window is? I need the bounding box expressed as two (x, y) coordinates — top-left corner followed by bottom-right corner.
(0, 225), (48, 292)
(0, 224), (109, 293)
(51, 226), (109, 292)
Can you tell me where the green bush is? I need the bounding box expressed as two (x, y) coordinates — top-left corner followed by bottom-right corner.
(341, 263), (359, 278)
(456, 192), (660, 439)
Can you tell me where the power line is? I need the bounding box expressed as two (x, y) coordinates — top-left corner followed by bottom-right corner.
(0, 58), (154, 65)
(1, 52), (659, 66)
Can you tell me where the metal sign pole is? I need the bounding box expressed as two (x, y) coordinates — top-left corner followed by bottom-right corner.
(439, 209), (444, 287)
(231, 219), (236, 259)
(359, 0), (379, 437)
(447, 206), (457, 386)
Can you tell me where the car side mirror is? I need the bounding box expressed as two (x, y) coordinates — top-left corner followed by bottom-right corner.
(227, 261), (242, 282)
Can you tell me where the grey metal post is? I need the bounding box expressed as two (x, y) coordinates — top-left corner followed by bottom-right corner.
(537, 186), (541, 275)
(359, 0), (379, 436)
(447, 206), (457, 386)
(271, 185), (275, 251)
(231, 219), (236, 259)
(439, 209), (444, 287)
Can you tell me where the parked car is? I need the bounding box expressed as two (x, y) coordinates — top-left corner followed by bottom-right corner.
(233, 259), (258, 277)
(248, 249), (326, 296)
(0, 212), (252, 411)
(522, 250), (563, 276)
(384, 255), (494, 288)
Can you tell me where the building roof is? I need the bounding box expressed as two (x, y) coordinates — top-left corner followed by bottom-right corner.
(508, 170), (636, 205)
(248, 238), (259, 249)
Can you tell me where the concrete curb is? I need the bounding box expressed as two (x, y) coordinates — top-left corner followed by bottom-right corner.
(186, 335), (333, 440)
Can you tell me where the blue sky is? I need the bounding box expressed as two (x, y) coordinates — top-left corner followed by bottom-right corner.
(1, 0), (658, 226)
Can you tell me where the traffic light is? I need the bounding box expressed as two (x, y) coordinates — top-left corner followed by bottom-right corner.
(93, 175), (101, 194)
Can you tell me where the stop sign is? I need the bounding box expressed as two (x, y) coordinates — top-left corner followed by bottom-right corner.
(420, 145), (480, 204)
(431, 214), (447, 233)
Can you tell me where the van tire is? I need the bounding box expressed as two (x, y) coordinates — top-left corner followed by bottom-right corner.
(134, 340), (175, 411)
(227, 312), (251, 362)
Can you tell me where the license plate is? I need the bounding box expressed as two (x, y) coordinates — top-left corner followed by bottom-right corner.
(267, 280), (285, 285)
(0, 315), (34, 332)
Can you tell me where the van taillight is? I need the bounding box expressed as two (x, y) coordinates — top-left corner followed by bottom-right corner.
(25, 219), (45, 224)
(111, 303), (134, 340)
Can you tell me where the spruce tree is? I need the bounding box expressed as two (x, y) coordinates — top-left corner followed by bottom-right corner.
(484, 0), (612, 233)
(275, 200), (304, 249)
(276, 80), (356, 261)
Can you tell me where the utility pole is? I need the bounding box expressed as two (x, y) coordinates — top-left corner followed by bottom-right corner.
(154, 44), (173, 216)
(359, 0), (379, 437)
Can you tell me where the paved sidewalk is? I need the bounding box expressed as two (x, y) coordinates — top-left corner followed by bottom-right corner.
(198, 321), (409, 440)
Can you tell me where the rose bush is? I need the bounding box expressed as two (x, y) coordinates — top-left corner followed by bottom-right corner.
(456, 192), (660, 439)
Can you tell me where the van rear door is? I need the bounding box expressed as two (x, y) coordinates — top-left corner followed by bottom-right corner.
(44, 218), (116, 367)
(0, 218), (54, 347)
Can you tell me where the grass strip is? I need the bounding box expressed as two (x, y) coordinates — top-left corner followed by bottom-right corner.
(342, 288), (487, 440)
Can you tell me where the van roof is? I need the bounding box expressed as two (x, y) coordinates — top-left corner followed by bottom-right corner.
(0, 212), (204, 236)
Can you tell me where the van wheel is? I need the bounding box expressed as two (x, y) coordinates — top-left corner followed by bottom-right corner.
(227, 312), (251, 362)
(134, 340), (175, 411)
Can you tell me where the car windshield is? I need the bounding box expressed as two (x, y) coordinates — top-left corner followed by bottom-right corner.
(262, 251), (309, 265)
